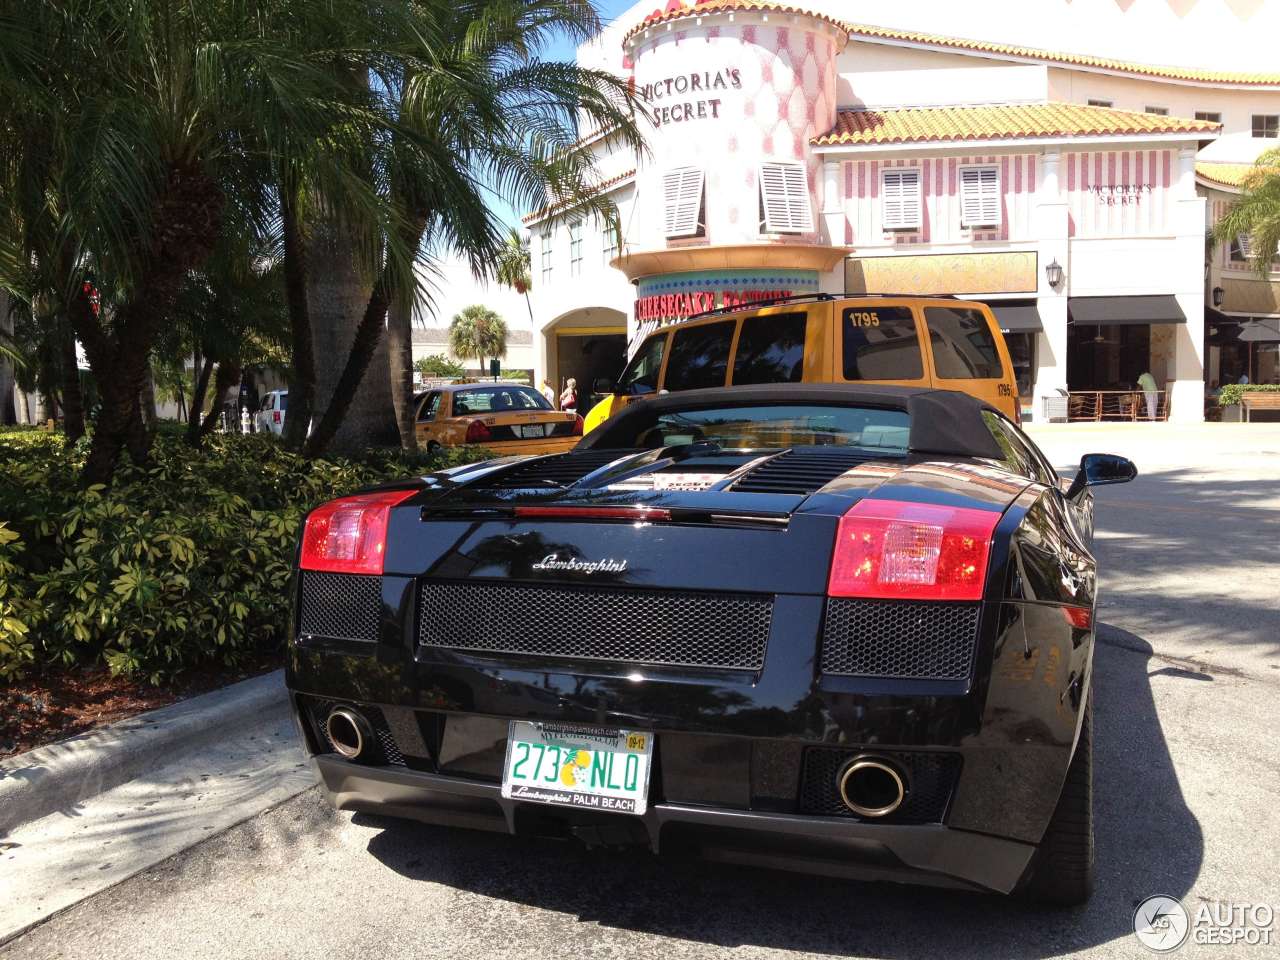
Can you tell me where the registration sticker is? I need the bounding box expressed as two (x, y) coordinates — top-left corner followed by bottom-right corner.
(501, 721), (654, 815)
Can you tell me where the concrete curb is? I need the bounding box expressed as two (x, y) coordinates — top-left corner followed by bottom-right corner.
(0, 669), (289, 835)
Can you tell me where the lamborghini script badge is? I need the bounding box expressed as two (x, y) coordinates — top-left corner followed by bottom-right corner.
(532, 554), (628, 574)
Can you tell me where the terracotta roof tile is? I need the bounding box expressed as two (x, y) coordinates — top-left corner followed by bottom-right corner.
(1195, 161), (1273, 190)
(623, 0), (845, 44)
(812, 103), (1220, 148)
(522, 169), (637, 224)
(844, 22), (1280, 89)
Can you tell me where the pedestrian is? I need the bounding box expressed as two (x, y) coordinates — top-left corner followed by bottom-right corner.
(540, 378), (555, 408)
(1238, 371), (1251, 385)
(560, 377), (578, 411)
(1137, 370), (1158, 420)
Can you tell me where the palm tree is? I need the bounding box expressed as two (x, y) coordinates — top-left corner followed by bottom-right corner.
(1214, 148), (1280, 276)
(299, 0), (645, 458)
(0, 0), (402, 483)
(496, 227), (535, 325)
(449, 305), (509, 375)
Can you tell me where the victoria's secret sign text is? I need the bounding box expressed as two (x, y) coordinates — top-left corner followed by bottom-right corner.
(637, 68), (742, 127)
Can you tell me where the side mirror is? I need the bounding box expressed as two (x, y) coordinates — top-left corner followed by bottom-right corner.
(592, 376), (615, 395)
(1066, 453), (1137, 499)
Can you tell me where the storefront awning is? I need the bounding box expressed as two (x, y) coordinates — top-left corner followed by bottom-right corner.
(989, 300), (1042, 333)
(1239, 318), (1280, 342)
(1069, 295), (1186, 326)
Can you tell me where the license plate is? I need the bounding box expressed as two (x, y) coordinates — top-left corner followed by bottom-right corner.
(501, 721), (653, 815)
(517, 424), (548, 438)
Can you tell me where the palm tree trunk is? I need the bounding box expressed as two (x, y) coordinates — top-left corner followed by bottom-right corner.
(187, 354), (215, 445)
(280, 192), (316, 449)
(141, 362), (158, 430)
(387, 294), (417, 453)
(196, 361), (241, 440)
(60, 329), (86, 443)
(0, 290), (15, 426)
(302, 213), (412, 459)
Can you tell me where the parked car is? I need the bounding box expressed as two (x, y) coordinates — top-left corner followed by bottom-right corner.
(414, 380), (581, 455)
(286, 383), (1135, 903)
(582, 293), (1020, 433)
(256, 390), (288, 435)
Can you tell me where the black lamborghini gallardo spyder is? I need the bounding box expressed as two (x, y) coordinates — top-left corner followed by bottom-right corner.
(286, 384), (1136, 903)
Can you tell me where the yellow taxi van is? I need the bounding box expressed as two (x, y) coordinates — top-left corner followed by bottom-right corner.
(582, 294), (1020, 433)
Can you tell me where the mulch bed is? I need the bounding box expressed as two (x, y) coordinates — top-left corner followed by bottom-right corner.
(0, 654), (280, 761)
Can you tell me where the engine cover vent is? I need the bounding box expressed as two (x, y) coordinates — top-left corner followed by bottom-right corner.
(731, 447), (884, 495)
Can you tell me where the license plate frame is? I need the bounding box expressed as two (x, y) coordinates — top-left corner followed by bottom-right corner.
(500, 721), (654, 815)
(517, 423), (548, 439)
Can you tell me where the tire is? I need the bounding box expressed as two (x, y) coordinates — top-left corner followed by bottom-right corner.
(1021, 691), (1095, 905)
(427, 441), (441, 454)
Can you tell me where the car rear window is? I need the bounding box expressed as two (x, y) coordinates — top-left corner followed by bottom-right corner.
(664, 321), (736, 391)
(924, 307), (1003, 379)
(732, 312), (808, 385)
(841, 306), (924, 381)
(452, 386), (550, 414)
(611, 404), (910, 452)
(277, 393), (288, 410)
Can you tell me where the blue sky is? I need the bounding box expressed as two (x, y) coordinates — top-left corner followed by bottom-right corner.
(489, 0), (639, 227)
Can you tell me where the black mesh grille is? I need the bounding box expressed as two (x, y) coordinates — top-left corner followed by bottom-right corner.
(484, 449), (643, 488)
(418, 580), (771, 670)
(821, 599), (980, 680)
(798, 748), (961, 823)
(731, 448), (888, 495)
(298, 572), (381, 642)
(302, 698), (405, 766)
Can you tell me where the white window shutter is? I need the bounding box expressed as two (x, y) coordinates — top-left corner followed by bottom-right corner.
(759, 161), (814, 233)
(663, 167), (704, 238)
(882, 169), (921, 229)
(960, 166), (1000, 227)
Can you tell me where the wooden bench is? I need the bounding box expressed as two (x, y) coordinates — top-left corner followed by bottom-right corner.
(1242, 393), (1280, 422)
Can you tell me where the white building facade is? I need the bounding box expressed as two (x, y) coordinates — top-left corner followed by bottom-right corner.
(524, 0), (1280, 422)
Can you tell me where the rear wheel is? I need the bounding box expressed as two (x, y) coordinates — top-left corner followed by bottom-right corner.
(1021, 691), (1095, 905)
(427, 441), (441, 454)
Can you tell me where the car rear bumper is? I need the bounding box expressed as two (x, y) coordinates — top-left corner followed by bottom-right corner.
(311, 754), (1035, 894)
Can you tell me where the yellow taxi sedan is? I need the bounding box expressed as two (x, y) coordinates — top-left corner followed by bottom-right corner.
(414, 381), (582, 455)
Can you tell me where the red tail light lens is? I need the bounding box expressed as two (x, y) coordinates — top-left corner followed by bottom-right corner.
(299, 489), (416, 575)
(273, 411), (281, 424)
(572, 415), (584, 436)
(465, 419), (491, 444)
(1061, 605), (1093, 629)
(828, 498), (1000, 601)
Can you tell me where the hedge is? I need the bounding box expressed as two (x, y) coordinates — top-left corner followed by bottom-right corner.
(1218, 383), (1280, 407)
(0, 429), (492, 683)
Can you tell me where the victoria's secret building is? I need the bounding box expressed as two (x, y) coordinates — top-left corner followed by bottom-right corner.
(524, 0), (1280, 422)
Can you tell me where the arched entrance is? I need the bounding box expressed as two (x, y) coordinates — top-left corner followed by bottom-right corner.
(542, 307), (628, 410)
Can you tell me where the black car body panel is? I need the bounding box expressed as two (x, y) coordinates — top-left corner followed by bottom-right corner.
(287, 385), (1113, 895)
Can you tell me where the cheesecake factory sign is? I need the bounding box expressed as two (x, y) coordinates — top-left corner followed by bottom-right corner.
(636, 67), (742, 127)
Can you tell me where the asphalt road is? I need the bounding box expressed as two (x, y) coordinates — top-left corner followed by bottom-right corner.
(6, 424), (1279, 960)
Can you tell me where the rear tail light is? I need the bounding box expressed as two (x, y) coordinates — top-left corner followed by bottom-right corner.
(1061, 605), (1093, 629)
(273, 411), (281, 424)
(465, 419), (491, 444)
(300, 489), (416, 575)
(572, 415), (584, 436)
(828, 498), (1000, 601)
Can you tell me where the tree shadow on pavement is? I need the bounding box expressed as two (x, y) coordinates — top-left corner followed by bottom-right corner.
(360, 626), (1202, 958)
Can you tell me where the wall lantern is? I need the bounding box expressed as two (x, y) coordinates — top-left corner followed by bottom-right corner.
(1045, 258), (1065, 290)
(1212, 286), (1225, 308)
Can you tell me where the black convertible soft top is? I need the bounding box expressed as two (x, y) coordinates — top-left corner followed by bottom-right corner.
(578, 384), (1005, 461)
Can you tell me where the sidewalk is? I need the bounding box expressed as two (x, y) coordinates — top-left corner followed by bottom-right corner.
(0, 672), (315, 944)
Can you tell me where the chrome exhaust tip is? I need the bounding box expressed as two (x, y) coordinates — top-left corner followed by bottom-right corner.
(324, 707), (373, 761)
(838, 756), (907, 818)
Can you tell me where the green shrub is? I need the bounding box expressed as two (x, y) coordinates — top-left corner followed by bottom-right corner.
(1218, 383), (1280, 407)
(0, 432), (493, 683)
